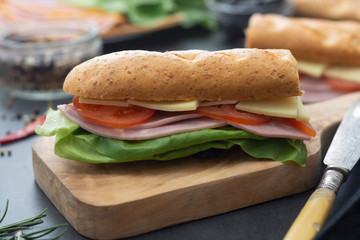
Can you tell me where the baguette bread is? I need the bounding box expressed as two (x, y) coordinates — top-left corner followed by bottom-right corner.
(245, 14), (360, 66)
(293, 0), (360, 21)
(63, 49), (301, 101)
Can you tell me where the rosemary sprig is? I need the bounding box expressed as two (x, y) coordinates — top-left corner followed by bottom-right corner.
(0, 200), (68, 240)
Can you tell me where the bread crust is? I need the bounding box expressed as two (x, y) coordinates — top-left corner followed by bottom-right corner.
(63, 49), (301, 101)
(245, 14), (360, 66)
(293, 0), (360, 21)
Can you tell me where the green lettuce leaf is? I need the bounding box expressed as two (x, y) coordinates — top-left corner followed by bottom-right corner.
(59, 0), (216, 29)
(36, 109), (307, 166)
(127, 0), (175, 26)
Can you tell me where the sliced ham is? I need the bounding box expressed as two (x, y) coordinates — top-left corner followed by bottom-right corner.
(58, 104), (312, 141)
(58, 105), (227, 140)
(300, 75), (344, 103)
(228, 118), (312, 141)
(126, 111), (203, 129)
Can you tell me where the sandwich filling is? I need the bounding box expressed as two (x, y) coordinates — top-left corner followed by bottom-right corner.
(298, 60), (360, 103)
(298, 60), (360, 92)
(36, 96), (315, 166)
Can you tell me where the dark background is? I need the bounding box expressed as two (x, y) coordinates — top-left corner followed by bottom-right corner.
(1, 26), (360, 240)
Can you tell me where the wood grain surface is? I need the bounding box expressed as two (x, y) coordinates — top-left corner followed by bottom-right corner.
(32, 92), (360, 240)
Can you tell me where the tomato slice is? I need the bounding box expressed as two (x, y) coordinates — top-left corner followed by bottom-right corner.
(195, 104), (272, 125)
(287, 118), (316, 137)
(72, 96), (156, 127)
(323, 76), (360, 92)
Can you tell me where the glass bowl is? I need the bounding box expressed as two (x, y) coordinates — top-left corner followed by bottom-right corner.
(0, 20), (102, 100)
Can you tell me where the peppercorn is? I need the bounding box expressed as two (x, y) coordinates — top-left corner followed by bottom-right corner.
(16, 112), (22, 120)
(33, 107), (41, 115)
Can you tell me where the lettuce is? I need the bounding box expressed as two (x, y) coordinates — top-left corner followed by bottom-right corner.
(59, 0), (216, 29)
(35, 109), (307, 166)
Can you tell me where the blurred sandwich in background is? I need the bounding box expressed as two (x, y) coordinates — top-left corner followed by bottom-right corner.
(245, 13), (360, 103)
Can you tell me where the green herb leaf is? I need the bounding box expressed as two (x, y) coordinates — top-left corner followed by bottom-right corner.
(0, 200), (9, 224)
(0, 200), (67, 240)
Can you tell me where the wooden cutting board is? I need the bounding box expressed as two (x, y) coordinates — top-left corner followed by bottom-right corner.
(32, 92), (360, 240)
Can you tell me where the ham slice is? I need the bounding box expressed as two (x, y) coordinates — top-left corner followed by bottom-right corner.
(228, 119), (312, 141)
(126, 111), (203, 129)
(58, 104), (312, 141)
(300, 75), (344, 103)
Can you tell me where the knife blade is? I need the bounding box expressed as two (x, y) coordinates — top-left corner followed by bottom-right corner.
(284, 99), (360, 240)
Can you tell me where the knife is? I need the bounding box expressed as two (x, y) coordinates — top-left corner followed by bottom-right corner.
(284, 99), (360, 240)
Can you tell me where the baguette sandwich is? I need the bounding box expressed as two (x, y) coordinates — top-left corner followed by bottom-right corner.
(35, 49), (315, 166)
(245, 14), (360, 103)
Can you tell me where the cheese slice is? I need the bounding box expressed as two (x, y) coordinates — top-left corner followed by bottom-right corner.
(235, 97), (310, 121)
(235, 97), (298, 118)
(296, 98), (310, 121)
(297, 60), (327, 78)
(323, 65), (360, 83)
(127, 99), (199, 111)
(79, 97), (129, 107)
(79, 97), (198, 111)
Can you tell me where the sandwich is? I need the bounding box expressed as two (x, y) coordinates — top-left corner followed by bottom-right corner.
(35, 49), (315, 166)
(245, 14), (360, 103)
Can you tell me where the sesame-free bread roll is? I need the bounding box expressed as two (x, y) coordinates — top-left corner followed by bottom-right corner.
(292, 0), (360, 21)
(63, 48), (301, 101)
(245, 14), (360, 66)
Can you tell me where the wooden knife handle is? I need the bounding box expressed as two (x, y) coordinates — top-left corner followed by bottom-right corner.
(283, 187), (336, 240)
(284, 167), (348, 240)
